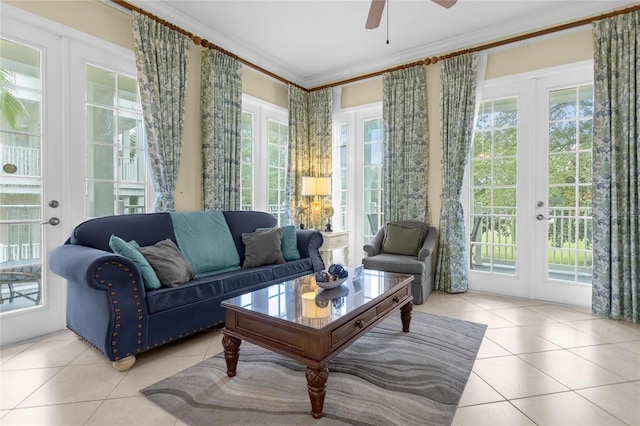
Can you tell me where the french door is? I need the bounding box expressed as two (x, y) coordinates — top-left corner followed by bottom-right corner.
(1, 5), (144, 345)
(0, 14), (67, 344)
(467, 62), (593, 306)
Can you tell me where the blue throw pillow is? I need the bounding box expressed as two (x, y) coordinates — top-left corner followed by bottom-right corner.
(109, 235), (162, 290)
(258, 225), (300, 261)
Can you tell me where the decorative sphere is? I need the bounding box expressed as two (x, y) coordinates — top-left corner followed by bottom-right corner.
(328, 264), (348, 279)
(315, 271), (332, 283)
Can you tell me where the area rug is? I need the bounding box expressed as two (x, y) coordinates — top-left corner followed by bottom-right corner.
(141, 311), (487, 426)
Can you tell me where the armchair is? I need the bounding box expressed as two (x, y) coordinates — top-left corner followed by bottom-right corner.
(362, 221), (437, 304)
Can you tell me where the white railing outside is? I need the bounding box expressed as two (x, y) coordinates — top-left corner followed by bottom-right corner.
(0, 146), (40, 177)
(120, 157), (140, 181)
(0, 243), (41, 264)
(470, 205), (593, 278)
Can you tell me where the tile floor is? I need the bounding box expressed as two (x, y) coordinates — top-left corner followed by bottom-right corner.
(1, 290), (639, 425)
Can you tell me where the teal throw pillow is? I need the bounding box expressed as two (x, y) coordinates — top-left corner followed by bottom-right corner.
(109, 235), (162, 290)
(381, 223), (426, 256)
(258, 225), (300, 261)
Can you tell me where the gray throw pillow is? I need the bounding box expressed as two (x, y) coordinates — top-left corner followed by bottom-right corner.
(241, 227), (285, 268)
(381, 223), (426, 256)
(138, 239), (195, 288)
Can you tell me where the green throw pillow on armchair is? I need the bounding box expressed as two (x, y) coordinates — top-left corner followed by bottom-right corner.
(381, 222), (425, 256)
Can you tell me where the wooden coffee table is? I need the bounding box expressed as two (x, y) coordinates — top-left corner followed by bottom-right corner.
(221, 268), (413, 418)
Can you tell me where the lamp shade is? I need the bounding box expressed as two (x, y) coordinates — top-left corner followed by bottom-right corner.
(301, 176), (331, 196)
(315, 177), (331, 196)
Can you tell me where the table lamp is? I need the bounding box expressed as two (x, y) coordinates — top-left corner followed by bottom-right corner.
(301, 176), (331, 230)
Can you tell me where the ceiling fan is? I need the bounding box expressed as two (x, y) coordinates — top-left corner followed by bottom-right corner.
(365, 0), (458, 29)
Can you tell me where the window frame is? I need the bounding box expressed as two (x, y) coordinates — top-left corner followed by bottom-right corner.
(241, 94), (289, 223)
(332, 102), (383, 262)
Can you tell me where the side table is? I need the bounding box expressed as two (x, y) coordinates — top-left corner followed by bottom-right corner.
(319, 231), (349, 267)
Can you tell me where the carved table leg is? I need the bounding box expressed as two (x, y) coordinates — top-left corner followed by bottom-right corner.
(400, 301), (413, 332)
(222, 335), (241, 377)
(305, 365), (329, 419)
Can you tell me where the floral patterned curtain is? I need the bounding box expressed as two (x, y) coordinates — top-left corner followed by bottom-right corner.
(435, 53), (479, 293)
(201, 50), (242, 211)
(286, 86), (332, 227)
(591, 10), (640, 322)
(132, 11), (190, 212)
(382, 65), (430, 223)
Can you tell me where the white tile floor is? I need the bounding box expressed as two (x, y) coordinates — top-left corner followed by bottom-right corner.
(1, 291), (639, 425)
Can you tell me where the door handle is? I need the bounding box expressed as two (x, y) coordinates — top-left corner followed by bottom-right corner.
(42, 217), (60, 226)
(536, 214), (547, 221)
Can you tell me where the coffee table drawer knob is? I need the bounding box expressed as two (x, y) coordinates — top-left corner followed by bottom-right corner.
(355, 319), (365, 329)
(393, 296), (400, 303)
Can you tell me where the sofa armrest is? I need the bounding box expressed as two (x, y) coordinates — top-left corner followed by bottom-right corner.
(363, 227), (385, 257)
(295, 229), (325, 272)
(418, 226), (438, 267)
(49, 244), (149, 362)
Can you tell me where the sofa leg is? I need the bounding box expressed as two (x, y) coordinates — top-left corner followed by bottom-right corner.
(112, 355), (136, 372)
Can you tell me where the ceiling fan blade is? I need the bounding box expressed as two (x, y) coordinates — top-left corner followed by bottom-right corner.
(432, 0), (457, 8)
(365, 0), (386, 29)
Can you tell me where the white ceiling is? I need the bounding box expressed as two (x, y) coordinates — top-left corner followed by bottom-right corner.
(127, 0), (637, 88)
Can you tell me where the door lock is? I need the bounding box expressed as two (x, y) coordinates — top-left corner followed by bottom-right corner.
(536, 214), (547, 221)
(42, 217), (60, 226)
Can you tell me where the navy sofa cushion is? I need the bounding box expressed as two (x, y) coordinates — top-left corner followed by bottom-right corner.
(146, 267), (274, 313)
(71, 213), (176, 252)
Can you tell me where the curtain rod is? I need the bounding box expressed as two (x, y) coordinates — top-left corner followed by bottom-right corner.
(111, 0), (639, 92)
(110, 0), (306, 91)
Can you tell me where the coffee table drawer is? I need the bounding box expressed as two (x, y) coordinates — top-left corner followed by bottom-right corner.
(375, 286), (410, 314)
(331, 306), (377, 349)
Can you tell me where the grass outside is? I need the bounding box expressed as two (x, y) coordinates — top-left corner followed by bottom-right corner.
(472, 230), (593, 268)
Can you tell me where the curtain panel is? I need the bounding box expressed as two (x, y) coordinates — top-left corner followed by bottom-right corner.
(132, 11), (190, 212)
(591, 10), (640, 322)
(286, 86), (332, 227)
(201, 50), (243, 211)
(382, 65), (430, 223)
(435, 53), (479, 293)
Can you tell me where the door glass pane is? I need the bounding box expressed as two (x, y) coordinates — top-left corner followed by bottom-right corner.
(547, 85), (593, 283)
(470, 98), (518, 275)
(240, 112), (253, 211)
(85, 65), (145, 218)
(267, 118), (288, 224)
(363, 117), (383, 242)
(0, 39), (43, 313)
(335, 122), (348, 231)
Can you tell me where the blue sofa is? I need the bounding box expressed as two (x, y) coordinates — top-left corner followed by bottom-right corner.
(49, 210), (324, 371)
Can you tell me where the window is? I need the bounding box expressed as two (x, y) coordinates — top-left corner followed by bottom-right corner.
(241, 95), (289, 224)
(333, 104), (383, 260)
(85, 64), (146, 217)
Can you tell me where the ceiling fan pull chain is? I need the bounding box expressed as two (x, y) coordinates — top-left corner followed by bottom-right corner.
(386, 0), (390, 44)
